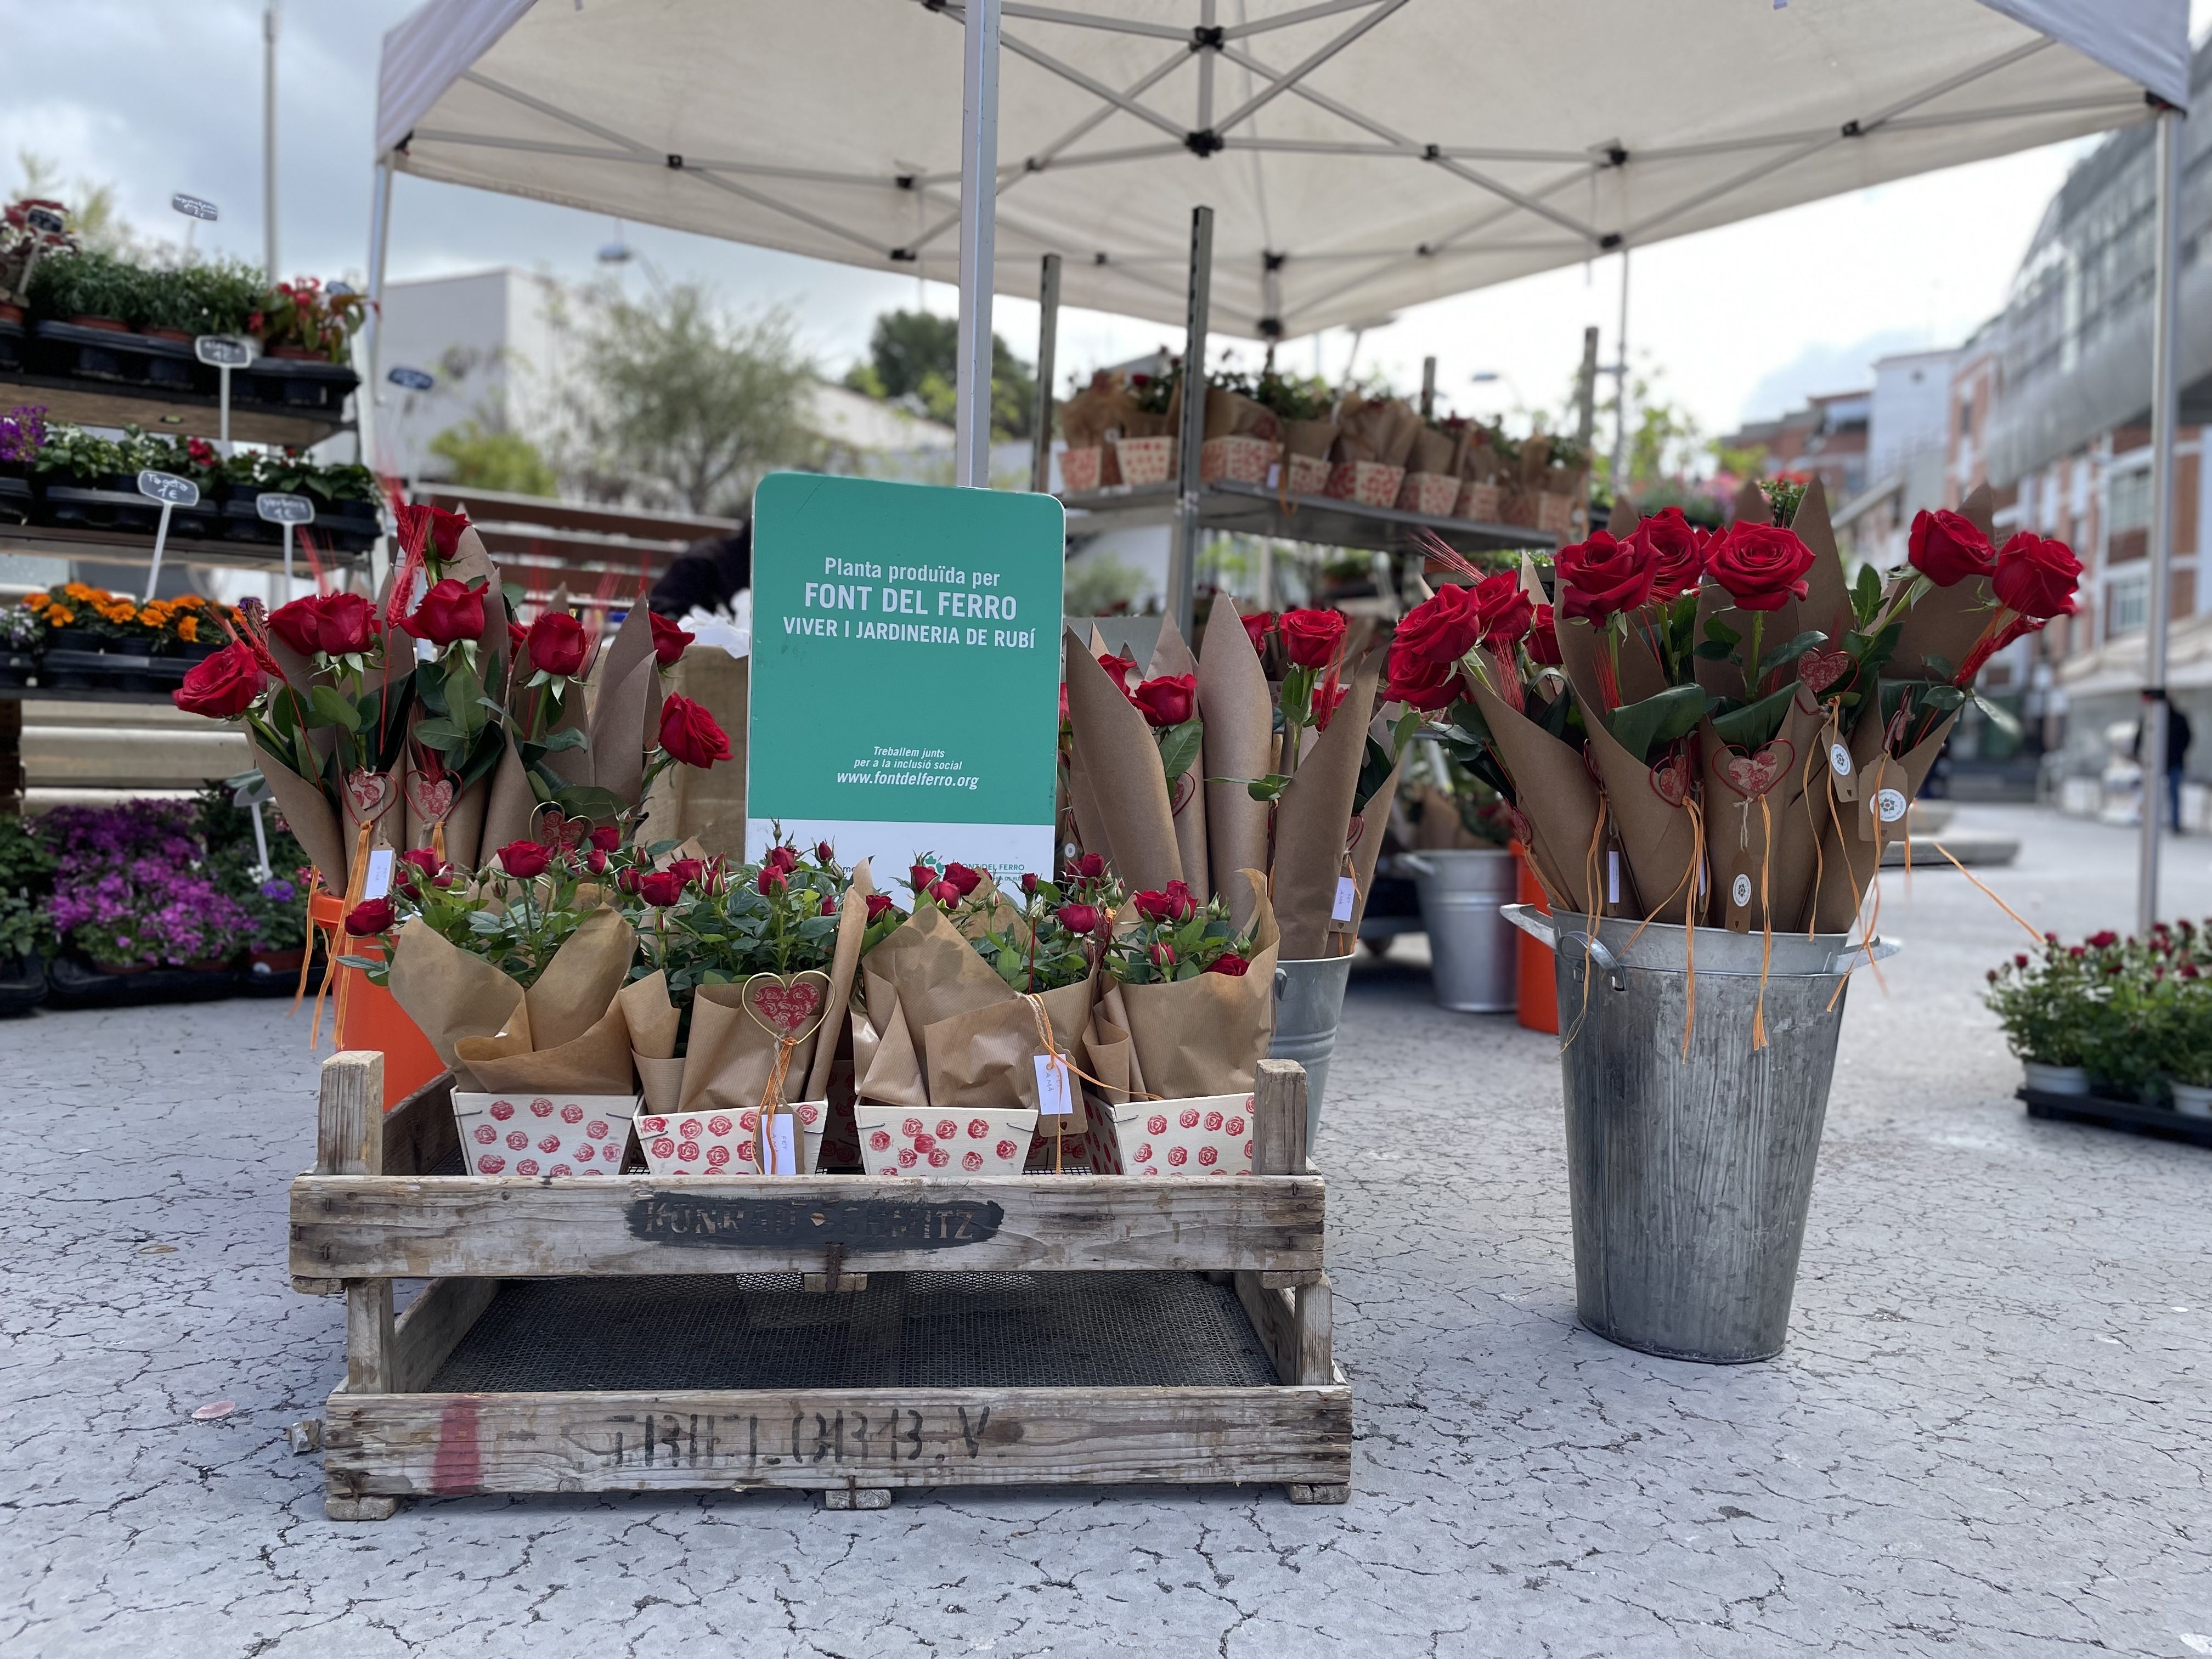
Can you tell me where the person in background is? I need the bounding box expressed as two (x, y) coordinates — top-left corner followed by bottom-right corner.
(2133, 698), (2194, 832)
(648, 521), (751, 619)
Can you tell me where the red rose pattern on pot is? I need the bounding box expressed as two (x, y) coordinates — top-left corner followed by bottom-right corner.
(1101, 1092), (1257, 1177)
(857, 1108), (1035, 1176)
(461, 1096), (640, 1177)
(631, 1102), (826, 1176)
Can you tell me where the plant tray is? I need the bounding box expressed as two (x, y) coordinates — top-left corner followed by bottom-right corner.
(35, 649), (188, 695)
(25, 319), (199, 388)
(238, 356), (359, 413)
(36, 483), (218, 538)
(44, 954), (238, 1007)
(2017, 1087), (2212, 1150)
(0, 317), (21, 374)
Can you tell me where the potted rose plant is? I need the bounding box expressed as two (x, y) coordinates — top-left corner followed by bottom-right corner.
(1985, 935), (2100, 1094)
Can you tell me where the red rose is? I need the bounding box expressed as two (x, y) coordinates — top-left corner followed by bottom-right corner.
(1526, 602), (1563, 667)
(1909, 509), (1995, 588)
(171, 641), (265, 718)
(909, 861), (938, 894)
(497, 840), (551, 879)
(764, 845), (798, 874)
(666, 857), (706, 887)
(1472, 569), (1532, 647)
(589, 825), (620, 853)
(1207, 952), (1250, 977)
(1097, 651), (1139, 691)
(1628, 507), (1708, 598)
(1130, 673), (1197, 728)
(657, 694), (730, 768)
(2087, 930), (2117, 949)
(1556, 529), (1656, 622)
(865, 893), (896, 922)
(1134, 881), (1197, 923)
(755, 865), (787, 897)
(527, 612), (589, 677)
(1074, 852), (1107, 880)
(1239, 610), (1277, 656)
(639, 869), (687, 906)
(1394, 582), (1483, 667)
(1312, 668), (1347, 732)
(1386, 645), (1460, 712)
(586, 849), (608, 874)
(392, 502), (469, 561)
(507, 620), (527, 656)
(1992, 532), (2081, 620)
(815, 841), (836, 865)
(395, 847), (449, 890)
(617, 866), (645, 894)
(942, 861), (984, 896)
(404, 578), (485, 647)
(314, 591), (379, 656)
(1057, 902), (1101, 934)
(1705, 522), (1816, 613)
(1148, 941), (1177, 972)
(267, 595), (324, 658)
(648, 611), (693, 667)
(1279, 608), (1346, 669)
(929, 878), (962, 906)
(345, 897), (396, 936)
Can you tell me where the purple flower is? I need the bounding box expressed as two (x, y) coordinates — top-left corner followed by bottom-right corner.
(0, 405), (47, 466)
(259, 878), (295, 903)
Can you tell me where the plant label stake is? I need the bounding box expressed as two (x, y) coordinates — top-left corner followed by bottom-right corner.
(256, 491), (314, 588)
(136, 470), (199, 602)
(387, 365), (435, 393)
(194, 334), (257, 455)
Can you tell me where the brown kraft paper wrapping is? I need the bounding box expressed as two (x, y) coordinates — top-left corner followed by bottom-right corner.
(1271, 646), (1382, 960)
(586, 601), (663, 807)
(1790, 478), (1857, 646)
(1118, 869), (1279, 1099)
(617, 971), (686, 1116)
(1556, 619), (1696, 921)
(1198, 594), (1274, 934)
(1466, 676), (1604, 917)
(1698, 693), (1826, 933)
(1282, 418), (1338, 461)
(249, 733), (348, 892)
(1889, 484), (1999, 681)
(1080, 980), (1144, 1105)
(439, 907), (640, 1094)
(1146, 614), (1210, 905)
(1804, 712), (1960, 933)
(1062, 626), (1182, 892)
(1344, 736), (1402, 936)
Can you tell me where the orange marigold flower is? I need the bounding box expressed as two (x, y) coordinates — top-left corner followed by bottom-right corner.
(47, 605), (75, 625)
(176, 616), (199, 642)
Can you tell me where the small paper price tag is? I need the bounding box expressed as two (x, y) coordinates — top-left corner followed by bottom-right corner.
(1331, 876), (1357, 924)
(766, 1111), (798, 1174)
(1606, 849), (1621, 906)
(361, 848), (394, 901)
(1033, 1053), (1073, 1115)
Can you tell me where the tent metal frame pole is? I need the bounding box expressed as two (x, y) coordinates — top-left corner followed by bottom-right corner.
(263, 0), (280, 283)
(1611, 247), (1631, 499)
(2139, 102), (2185, 933)
(955, 0), (1001, 489)
(1170, 205), (1215, 640)
(360, 157), (395, 482)
(1031, 253), (1062, 495)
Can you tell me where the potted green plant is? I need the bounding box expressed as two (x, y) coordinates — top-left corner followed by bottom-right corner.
(0, 814), (55, 1014)
(1985, 936), (2098, 1094)
(28, 249), (143, 330)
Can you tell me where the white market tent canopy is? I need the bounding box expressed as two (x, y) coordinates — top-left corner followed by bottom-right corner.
(376, 0), (2186, 340)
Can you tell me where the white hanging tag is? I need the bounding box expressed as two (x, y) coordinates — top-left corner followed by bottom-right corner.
(766, 1111), (798, 1174)
(1331, 876), (1357, 923)
(1034, 1053), (1073, 1115)
(362, 848), (394, 900)
(1606, 850), (1621, 905)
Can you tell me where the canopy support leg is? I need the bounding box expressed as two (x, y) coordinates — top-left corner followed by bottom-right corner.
(1610, 247), (1630, 501)
(1170, 205), (1215, 639)
(1031, 253), (1062, 494)
(2140, 101), (2185, 933)
(955, 0), (1002, 489)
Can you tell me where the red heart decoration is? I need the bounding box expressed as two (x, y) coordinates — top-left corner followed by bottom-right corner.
(1649, 752), (1690, 807)
(741, 971), (831, 1045)
(1797, 648), (1852, 695)
(1344, 815), (1365, 853)
(533, 806), (587, 851)
(343, 769), (396, 822)
(1169, 770), (1198, 817)
(405, 771), (456, 825)
(1719, 740), (1795, 799)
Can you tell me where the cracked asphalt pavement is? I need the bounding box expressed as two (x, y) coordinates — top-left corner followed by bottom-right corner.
(2, 805), (2208, 1657)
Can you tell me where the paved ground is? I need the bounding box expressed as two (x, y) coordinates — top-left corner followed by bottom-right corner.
(3, 803), (2208, 1659)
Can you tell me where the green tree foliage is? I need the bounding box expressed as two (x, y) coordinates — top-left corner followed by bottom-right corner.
(562, 283), (819, 514)
(428, 419), (557, 496)
(843, 309), (1035, 439)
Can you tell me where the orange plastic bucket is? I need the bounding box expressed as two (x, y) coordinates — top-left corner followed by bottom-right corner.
(309, 891), (445, 1110)
(1512, 842), (1558, 1035)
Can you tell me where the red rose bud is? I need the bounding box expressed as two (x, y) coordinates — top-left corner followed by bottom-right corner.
(1473, 569), (1533, 647)
(617, 866), (645, 895)
(657, 694), (730, 769)
(395, 847), (448, 890)
(1206, 952), (1250, 977)
(345, 897), (396, 935)
(666, 858), (706, 887)
(1163, 878), (1197, 920)
(393, 501), (469, 560)
(1097, 651), (1139, 691)
(865, 893), (896, 922)
(929, 879), (962, 906)
(818, 891), (838, 917)
(943, 861), (984, 896)
(1908, 509), (1996, 588)
(815, 841), (836, 865)
(1279, 607), (1346, 669)
(1705, 522), (1818, 613)
(267, 595), (324, 658)
(589, 825), (620, 853)
(1526, 602), (1564, 667)
(171, 641), (265, 718)
(527, 611), (589, 677)
(1556, 529), (1656, 622)
(497, 840), (551, 879)
(639, 869), (687, 906)
(1148, 941), (1177, 971)
(1385, 644), (1460, 712)
(404, 578), (484, 647)
(586, 849), (608, 874)
(1020, 872), (1039, 898)
(1130, 672), (1198, 728)
(1239, 610), (1277, 655)
(755, 866), (787, 897)
(1313, 668), (1346, 732)
(648, 610), (694, 667)
(1629, 506), (1709, 598)
(909, 861), (938, 893)
(1075, 853), (1107, 880)
(1992, 532), (2081, 620)
(2087, 930), (2117, 949)
(1057, 902), (1100, 934)
(1392, 583), (1484, 668)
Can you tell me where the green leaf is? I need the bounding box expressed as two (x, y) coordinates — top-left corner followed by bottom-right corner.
(1921, 653), (1956, 682)
(554, 784), (624, 822)
(306, 685), (360, 731)
(1156, 716), (1204, 785)
(1605, 684), (1712, 764)
(1241, 773), (1290, 804)
(1754, 629), (1827, 685)
(1709, 680), (1801, 749)
(1694, 640), (1736, 661)
(411, 717), (466, 751)
(1391, 708), (1422, 755)
(538, 726), (589, 754)
(1703, 616), (1742, 646)
(1852, 560), (1883, 626)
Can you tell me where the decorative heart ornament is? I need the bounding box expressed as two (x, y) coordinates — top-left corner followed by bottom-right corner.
(740, 970), (832, 1048)
(405, 771), (456, 825)
(1797, 648), (1853, 695)
(532, 806), (589, 851)
(1719, 740), (1795, 800)
(1169, 770), (1198, 817)
(1649, 749), (1691, 807)
(1344, 814), (1365, 853)
(343, 769), (396, 822)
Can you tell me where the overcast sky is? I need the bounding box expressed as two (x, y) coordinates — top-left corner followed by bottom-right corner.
(7, 1), (2207, 448)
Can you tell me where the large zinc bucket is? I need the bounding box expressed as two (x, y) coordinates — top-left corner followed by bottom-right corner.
(1269, 955), (1354, 1153)
(1401, 849), (1516, 1012)
(1503, 905), (1900, 1363)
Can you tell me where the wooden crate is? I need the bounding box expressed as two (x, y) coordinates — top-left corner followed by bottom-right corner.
(292, 1057), (1350, 1519)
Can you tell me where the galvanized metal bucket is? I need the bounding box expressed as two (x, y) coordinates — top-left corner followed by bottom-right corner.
(1503, 904), (1901, 1364)
(1400, 849), (1517, 1012)
(1269, 955), (1354, 1152)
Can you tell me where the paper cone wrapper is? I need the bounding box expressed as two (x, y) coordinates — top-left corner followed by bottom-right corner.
(923, 973), (1094, 1130)
(1555, 619), (1694, 918)
(1283, 418), (1337, 460)
(854, 966), (930, 1108)
(1116, 870), (1278, 1100)
(249, 733), (348, 893)
(1697, 696), (1825, 932)
(1080, 980), (1145, 1105)
(1790, 478), (1857, 646)
(448, 907), (640, 1095)
(1270, 649), (1381, 959)
(1199, 595), (1275, 933)
(1147, 614), (1210, 905)
(1466, 678), (1604, 917)
(480, 732), (537, 858)
(1805, 710), (1959, 932)
(1063, 625), (1183, 891)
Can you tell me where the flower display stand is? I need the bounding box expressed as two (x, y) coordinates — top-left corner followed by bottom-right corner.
(2017, 1086), (2212, 1150)
(289, 1055), (1350, 1517)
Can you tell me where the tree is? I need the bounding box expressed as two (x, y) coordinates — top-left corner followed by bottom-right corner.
(560, 282), (819, 515)
(15, 150), (152, 260)
(428, 419), (556, 496)
(844, 308), (1035, 438)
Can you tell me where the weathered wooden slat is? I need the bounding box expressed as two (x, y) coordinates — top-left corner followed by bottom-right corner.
(390, 1277), (499, 1396)
(318, 1051), (383, 1176)
(347, 1281), (395, 1392)
(323, 1384), (1353, 1495)
(1252, 1060), (1309, 1177)
(1293, 1275), (1333, 1385)
(289, 1175), (1326, 1279)
(381, 1070), (459, 1178)
(1234, 1269), (1299, 1384)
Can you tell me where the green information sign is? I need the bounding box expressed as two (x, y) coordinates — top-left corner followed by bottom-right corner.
(748, 472), (1066, 884)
